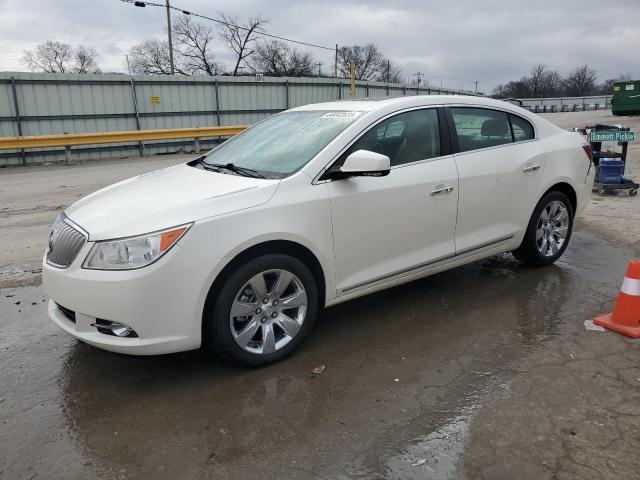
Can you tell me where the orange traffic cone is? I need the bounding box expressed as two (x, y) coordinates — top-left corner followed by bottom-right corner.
(594, 259), (640, 338)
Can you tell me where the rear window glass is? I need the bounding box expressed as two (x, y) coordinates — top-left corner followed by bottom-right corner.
(451, 108), (512, 153)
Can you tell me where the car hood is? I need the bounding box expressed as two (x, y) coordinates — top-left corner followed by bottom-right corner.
(65, 163), (280, 240)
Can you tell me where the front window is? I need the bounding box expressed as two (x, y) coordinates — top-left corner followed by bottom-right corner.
(337, 108), (441, 168)
(202, 111), (362, 178)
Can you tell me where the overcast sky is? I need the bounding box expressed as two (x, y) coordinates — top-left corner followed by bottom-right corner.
(1, 0), (639, 93)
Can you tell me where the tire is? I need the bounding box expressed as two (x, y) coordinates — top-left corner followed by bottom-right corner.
(204, 254), (319, 366)
(512, 191), (574, 267)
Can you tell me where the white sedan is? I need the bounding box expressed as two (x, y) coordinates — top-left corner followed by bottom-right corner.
(43, 95), (594, 365)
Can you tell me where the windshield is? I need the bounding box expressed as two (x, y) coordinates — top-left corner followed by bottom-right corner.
(202, 110), (362, 178)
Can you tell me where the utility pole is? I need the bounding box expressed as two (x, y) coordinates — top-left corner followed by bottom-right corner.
(350, 62), (356, 97)
(165, 0), (175, 75)
(474, 81), (479, 94)
(414, 72), (424, 86)
(334, 44), (338, 78)
(316, 62), (323, 77)
(128, 0), (175, 74)
(387, 59), (390, 83)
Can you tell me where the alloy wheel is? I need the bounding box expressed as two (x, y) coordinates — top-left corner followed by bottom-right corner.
(536, 200), (569, 257)
(229, 269), (308, 354)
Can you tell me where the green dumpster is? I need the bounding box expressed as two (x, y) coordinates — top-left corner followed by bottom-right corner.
(612, 80), (640, 116)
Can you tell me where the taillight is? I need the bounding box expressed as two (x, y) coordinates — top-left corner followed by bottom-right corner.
(582, 144), (593, 162)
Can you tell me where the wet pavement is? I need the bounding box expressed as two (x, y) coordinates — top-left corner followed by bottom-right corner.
(2, 226), (639, 479)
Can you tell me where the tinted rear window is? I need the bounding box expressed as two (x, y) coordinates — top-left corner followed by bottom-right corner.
(451, 108), (512, 153)
(510, 114), (535, 141)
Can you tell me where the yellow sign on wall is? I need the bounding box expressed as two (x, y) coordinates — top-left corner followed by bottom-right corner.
(150, 96), (160, 105)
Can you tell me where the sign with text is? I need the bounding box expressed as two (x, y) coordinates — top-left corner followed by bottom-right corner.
(590, 130), (635, 142)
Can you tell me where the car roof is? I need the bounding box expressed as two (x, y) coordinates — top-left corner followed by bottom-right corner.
(289, 95), (519, 113)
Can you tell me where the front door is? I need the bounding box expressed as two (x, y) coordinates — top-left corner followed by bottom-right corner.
(327, 108), (459, 295)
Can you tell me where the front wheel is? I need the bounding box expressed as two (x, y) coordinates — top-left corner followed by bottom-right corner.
(513, 191), (574, 266)
(204, 254), (319, 366)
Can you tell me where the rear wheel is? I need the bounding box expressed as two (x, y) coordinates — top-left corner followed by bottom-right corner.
(513, 191), (574, 266)
(204, 254), (319, 366)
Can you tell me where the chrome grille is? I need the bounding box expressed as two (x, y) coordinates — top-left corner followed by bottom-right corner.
(46, 215), (87, 268)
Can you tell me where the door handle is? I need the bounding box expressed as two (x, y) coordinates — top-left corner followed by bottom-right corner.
(430, 186), (454, 196)
(522, 164), (541, 173)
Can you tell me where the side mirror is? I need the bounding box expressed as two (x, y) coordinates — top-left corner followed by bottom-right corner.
(331, 150), (390, 179)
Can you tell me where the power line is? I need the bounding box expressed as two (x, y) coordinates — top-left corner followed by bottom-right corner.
(0, 30), (130, 50)
(120, 0), (335, 51)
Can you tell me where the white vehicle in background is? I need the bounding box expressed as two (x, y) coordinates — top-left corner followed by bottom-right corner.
(43, 95), (594, 366)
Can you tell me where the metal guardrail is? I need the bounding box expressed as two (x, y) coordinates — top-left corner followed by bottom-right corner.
(0, 125), (248, 164)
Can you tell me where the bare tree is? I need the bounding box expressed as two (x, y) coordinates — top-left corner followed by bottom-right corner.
(128, 39), (187, 75)
(252, 40), (314, 76)
(172, 16), (221, 75)
(23, 41), (102, 74)
(23, 41), (73, 73)
(492, 78), (532, 99)
(376, 60), (403, 83)
(337, 44), (386, 81)
(540, 70), (562, 97)
(564, 65), (597, 96)
(217, 13), (267, 75)
(526, 64), (549, 98)
(494, 64), (567, 98)
(74, 45), (101, 74)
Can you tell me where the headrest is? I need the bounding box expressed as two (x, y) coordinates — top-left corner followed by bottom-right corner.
(481, 118), (508, 137)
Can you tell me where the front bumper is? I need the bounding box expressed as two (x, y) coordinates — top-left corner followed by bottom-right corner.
(43, 242), (223, 355)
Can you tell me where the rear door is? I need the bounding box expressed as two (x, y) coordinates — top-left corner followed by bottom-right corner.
(326, 107), (459, 294)
(447, 107), (545, 253)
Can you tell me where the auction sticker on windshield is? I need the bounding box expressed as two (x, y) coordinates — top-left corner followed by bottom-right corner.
(321, 111), (362, 119)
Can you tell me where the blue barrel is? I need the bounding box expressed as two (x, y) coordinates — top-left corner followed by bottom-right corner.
(598, 158), (624, 184)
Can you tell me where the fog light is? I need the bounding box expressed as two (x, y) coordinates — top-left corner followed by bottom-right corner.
(91, 319), (138, 338)
(110, 323), (134, 337)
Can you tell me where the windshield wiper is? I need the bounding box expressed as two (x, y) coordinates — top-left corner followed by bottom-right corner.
(199, 159), (265, 179)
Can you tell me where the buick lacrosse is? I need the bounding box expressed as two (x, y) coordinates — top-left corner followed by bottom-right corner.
(43, 96), (594, 365)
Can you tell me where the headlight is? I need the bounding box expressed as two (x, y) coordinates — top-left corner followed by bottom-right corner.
(83, 224), (191, 270)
